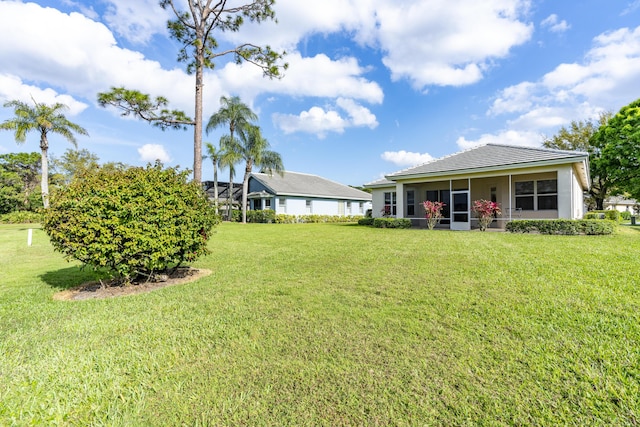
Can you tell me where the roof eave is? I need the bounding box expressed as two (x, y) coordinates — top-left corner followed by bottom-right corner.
(386, 156), (589, 182)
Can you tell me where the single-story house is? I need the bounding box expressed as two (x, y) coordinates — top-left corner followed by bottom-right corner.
(247, 171), (372, 216)
(605, 196), (639, 214)
(365, 144), (590, 230)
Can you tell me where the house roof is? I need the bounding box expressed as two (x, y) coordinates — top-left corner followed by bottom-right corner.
(384, 143), (590, 186)
(250, 171), (372, 201)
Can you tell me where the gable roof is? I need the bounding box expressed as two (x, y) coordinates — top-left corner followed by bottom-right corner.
(250, 171), (372, 201)
(385, 143), (589, 185)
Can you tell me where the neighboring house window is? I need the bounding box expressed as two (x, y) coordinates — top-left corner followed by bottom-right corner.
(406, 190), (415, 216)
(306, 200), (312, 214)
(254, 199), (262, 210)
(384, 192), (397, 216)
(338, 201), (345, 216)
(347, 201), (352, 215)
(516, 180), (558, 210)
(359, 202), (364, 214)
(265, 199), (271, 209)
(279, 197), (286, 213)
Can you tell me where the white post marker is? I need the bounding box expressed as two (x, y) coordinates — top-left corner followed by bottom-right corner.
(27, 228), (33, 246)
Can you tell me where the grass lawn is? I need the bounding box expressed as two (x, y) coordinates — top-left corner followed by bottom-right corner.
(1, 222), (639, 425)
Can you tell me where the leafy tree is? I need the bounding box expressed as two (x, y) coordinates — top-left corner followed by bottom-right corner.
(543, 113), (613, 210)
(0, 100), (88, 208)
(591, 98), (640, 202)
(231, 125), (284, 223)
(0, 152), (42, 213)
(53, 148), (100, 184)
(98, 0), (286, 183)
(43, 162), (217, 284)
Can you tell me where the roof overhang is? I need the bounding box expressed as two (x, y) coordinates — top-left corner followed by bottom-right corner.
(386, 156), (591, 189)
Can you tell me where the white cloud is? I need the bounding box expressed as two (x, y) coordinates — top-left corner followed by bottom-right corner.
(0, 2), (194, 112)
(456, 130), (542, 150)
(229, 0), (533, 89)
(541, 14), (571, 33)
(138, 144), (171, 163)
(0, 74), (88, 115)
(103, 0), (169, 44)
(381, 150), (434, 167)
(336, 98), (378, 129)
(272, 98), (377, 137)
(375, 0), (533, 88)
(486, 24), (640, 144)
(273, 107), (347, 139)
(218, 52), (384, 106)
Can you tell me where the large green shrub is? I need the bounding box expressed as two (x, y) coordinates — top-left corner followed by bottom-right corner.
(43, 163), (218, 283)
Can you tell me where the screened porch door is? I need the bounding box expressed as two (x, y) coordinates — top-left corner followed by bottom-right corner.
(450, 190), (470, 231)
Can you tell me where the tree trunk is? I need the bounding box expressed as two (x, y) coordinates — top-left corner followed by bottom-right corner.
(40, 133), (49, 209)
(228, 170), (234, 221)
(242, 163), (252, 224)
(213, 163), (219, 215)
(193, 36), (204, 183)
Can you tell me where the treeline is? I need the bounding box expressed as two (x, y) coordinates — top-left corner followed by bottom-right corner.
(0, 148), (127, 215)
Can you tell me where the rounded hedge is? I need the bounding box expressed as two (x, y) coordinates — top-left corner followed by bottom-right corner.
(43, 163), (218, 282)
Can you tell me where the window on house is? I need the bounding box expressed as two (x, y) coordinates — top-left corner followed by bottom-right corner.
(265, 199), (271, 209)
(515, 179), (558, 210)
(383, 192), (396, 216)
(347, 201), (352, 214)
(359, 202), (364, 214)
(279, 197), (286, 213)
(537, 179), (558, 210)
(406, 190), (415, 216)
(306, 200), (312, 214)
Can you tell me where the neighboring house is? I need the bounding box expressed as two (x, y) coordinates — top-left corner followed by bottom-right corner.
(365, 144), (590, 230)
(247, 171), (372, 216)
(202, 181), (243, 213)
(605, 196), (639, 214)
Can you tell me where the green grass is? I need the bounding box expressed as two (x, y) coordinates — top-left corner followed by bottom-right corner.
(1, 222), (639, 426)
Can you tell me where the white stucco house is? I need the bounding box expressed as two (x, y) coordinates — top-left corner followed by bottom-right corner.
(247, 171), (372, 216)
(365, 144), (590, 230)
(605, 196), (639, 214)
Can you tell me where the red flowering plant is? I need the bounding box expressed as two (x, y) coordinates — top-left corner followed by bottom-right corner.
(471, 199), (502, 231)
(422, 200), (446, 230)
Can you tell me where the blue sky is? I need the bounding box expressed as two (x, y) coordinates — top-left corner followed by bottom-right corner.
(1, 0), (640, 187)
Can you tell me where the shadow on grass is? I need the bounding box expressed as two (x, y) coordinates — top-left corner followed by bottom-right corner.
(40, 266), (107, 290)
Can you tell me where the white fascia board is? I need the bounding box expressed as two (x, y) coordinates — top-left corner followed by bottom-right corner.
(387, 157), (589, 183)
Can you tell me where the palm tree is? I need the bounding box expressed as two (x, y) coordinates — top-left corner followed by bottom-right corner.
(204, 142), (221, 215)
(0, 99), (88, 208)
(206, 95), (257, 155)
(236, 125), (284, 223)
(219, 135), (242, 221)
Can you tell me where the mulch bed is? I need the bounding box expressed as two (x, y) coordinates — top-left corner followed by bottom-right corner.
(52, 268), (212, 301)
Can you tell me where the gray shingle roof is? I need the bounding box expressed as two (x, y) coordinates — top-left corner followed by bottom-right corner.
(387, 144), (589, 179)
(250, 171), (372, 200)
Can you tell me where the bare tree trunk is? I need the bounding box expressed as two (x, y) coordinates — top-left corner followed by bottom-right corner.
(40, 133), (49, 209)
(228, 171), (234, 221)
(242, 163), (252, 224)
(193, 34), (204, 183)
(213, 163), (219, 215)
